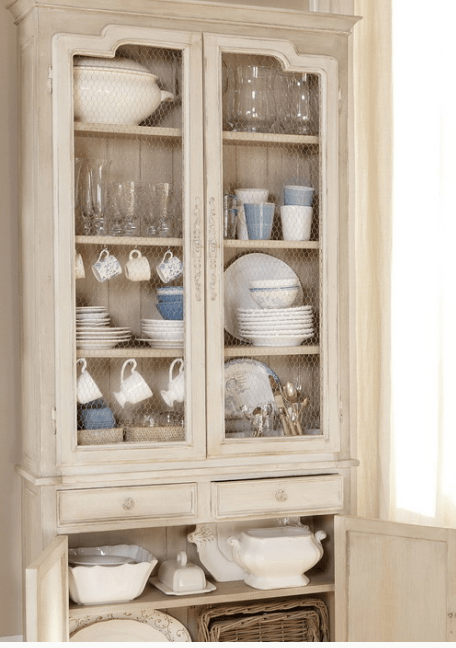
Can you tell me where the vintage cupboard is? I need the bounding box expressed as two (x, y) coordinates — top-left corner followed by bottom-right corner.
(8, 0), (456, 641)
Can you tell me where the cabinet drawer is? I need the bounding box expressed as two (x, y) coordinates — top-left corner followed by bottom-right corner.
(212, 475), (343, 519)
(57, 483), (197, 527)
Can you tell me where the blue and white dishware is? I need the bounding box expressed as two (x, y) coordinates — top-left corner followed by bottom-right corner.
(92, 248), (122, 282)
(244, 202), (275, 240)
(284, 185), (314, 206)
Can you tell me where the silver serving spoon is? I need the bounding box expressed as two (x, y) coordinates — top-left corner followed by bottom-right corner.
(284, 381), (304, 435)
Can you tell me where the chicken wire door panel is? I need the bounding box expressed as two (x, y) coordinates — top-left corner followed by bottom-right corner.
(52, 27), (206, 466)
(204, 35), (341, 458)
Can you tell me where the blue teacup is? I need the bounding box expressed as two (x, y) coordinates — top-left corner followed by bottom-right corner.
(244, 202), (275, 240)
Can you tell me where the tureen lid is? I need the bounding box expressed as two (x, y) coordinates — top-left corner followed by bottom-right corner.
(74, 56), (156, 77)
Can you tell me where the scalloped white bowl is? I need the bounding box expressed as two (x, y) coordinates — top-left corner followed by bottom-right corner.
(68, 544), (157, 605)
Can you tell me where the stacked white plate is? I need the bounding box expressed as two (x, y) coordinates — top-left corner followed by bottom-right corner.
(139, 318), (184, 349)
(76, 306), (132, 349)
(237, 305), (315, 346)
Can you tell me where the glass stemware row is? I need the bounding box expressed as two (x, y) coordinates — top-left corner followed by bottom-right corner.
(75, 158), (174, 237)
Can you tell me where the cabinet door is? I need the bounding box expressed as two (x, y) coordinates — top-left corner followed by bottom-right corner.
(52, 26), (206, 467)
(203, 33), (341, 458)
(335, 515), (456, 642)
(26, 536), (69, 642)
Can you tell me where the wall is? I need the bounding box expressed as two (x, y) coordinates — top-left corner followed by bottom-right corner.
(0, 0), (356, 639)
(0, 0), (22, 640)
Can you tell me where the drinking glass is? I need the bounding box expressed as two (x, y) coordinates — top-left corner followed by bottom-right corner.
(117, 181), (141, 237)
(90, 159), (111, 235)
(153, 183), (174, 237)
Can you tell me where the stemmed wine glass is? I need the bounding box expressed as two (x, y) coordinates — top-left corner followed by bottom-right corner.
(76, 158), (111, 235)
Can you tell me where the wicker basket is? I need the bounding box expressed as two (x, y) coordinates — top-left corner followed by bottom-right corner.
(197, 597), (329, 642)
(124, 426), (185, 443)
(77, 428), (124, 445)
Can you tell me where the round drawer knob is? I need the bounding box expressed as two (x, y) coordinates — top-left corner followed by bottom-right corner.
(122, 497), (135, 511)
(275, 489), (288, 502)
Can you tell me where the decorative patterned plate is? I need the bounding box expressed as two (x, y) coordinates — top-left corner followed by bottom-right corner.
(69, 610), (192, 642)
(224, 358), (279, 419)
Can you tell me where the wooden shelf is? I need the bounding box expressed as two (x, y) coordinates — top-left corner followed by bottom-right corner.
(74, 124), (317, 147)
(74, 123), (182, 140)
(224, 239), (319, 250)
(225, 345), (319, 357)
(76, 347), (183, 359)
(69, 574), (334, 618)
(75, 235), (183, 247)
(223, 131), (319, 146)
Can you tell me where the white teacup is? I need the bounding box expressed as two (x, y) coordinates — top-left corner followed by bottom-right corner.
(125, 249), (151, 282)
(280, 205), (313, 241)
(77, 358), (103, 404)
(114, 359), (153, 408)
(156, 250), (183, 283)
(75, 253), (85, 279)
(161, 358), (185, 408)
(92, 248), (122, 282)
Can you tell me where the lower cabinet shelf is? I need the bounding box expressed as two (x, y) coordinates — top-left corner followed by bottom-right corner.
(68, 573), (335, 618)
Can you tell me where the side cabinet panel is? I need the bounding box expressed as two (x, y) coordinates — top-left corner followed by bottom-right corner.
(26, 535), (69, 642)
(335, 515), (456, 642)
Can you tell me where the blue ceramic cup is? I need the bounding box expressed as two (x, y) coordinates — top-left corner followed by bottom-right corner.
(284, 185), (314, 206)
(244, 202), (275, 240)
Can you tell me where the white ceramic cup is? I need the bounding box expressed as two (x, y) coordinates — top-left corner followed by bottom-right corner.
(77, 358), (103, 404)
(161, 358), (185, 408)
(75, 253), (85, 279)
(113, 359), (153, 407)
(280, 205), (313, 241)
(92, 248), (122, 282)
(156, 250), (184, 283)
(234, 188), (269, 240)
(125, 249), (151, 281)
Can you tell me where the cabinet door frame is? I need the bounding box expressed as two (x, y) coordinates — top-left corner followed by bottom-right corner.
(335, 515), (456, 642)
(52, 25), (206, 468)
(203, 32), (340, 458)
(26, 535), (69, 642)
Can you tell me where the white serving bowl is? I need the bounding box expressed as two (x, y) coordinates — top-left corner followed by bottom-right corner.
(74, 57), (174, 125)
(249, 285), (299, 309)
(68, 544), (157, 605)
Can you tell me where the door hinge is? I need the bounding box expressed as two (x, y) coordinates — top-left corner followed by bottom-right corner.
(47, 67), (53, 94)
(51, 406), (57, 434)
(338, 88), (343, 113)
(339, 404), (343, 423)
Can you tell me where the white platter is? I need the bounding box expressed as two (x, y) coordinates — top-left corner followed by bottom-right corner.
(150, 576), (217, 596)
(224, 358), (279, 419)
(69, 611), (191, 642)
(224, 253), (303, 341)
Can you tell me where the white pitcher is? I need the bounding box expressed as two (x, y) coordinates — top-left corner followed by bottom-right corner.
(161, 358), (184, 408)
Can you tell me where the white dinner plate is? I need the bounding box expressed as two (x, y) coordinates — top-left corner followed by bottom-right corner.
(70, 611), (192, 642)
(247, 333), (314, 346)
(224, 253), (303, 341)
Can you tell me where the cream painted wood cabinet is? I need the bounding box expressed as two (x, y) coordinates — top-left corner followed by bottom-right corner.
(11, 0), (455, 643)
